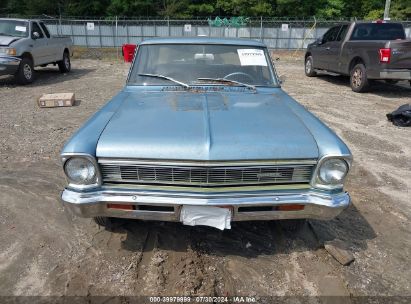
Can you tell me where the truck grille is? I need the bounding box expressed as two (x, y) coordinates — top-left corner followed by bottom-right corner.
(99, 160), (315, 187)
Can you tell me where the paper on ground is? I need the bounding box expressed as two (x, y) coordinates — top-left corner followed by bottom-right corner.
(180, 205), (231, 230)
(237, 49), (267, 66)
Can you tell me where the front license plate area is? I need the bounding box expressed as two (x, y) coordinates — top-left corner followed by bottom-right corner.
(180, 205), (232, 230)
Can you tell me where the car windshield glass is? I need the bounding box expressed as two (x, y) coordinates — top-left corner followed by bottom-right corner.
(0, 20), (29, 38)
(350, 23), (405, 40)
(128, 44), (277, 87)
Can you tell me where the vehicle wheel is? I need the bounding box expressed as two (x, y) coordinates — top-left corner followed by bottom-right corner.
(15, 57), (34, 84)
(350, 63), (369, 93)
(93, 216), (111, 227)
(58, 51), (71, 73)
(305, 56), (317, 77)
(280, 219), (306, 232)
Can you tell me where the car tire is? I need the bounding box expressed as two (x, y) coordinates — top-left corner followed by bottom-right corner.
(350, 63), (369, 93)
(15, 57), (34, 84)
(58, 51), (71, 73)
(305, 56), (317, 77)
(93, 216), (111, 227)
(280, 219), (306, 232)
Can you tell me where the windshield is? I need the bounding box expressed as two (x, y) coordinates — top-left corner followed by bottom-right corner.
(0, 20), (29, 38)
(129, 44), (278, 87)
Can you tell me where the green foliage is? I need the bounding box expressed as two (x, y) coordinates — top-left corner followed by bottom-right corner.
(208, 16), (250, 27)
(364, 9), (384, 20)
(106, 0), (155, 16)
(316, 0), (345, 18)
(0, 0), (410, 19)
(390, 0), (411, 19)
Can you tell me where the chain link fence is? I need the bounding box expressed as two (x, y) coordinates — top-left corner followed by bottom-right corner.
(3, 16), (411, 49)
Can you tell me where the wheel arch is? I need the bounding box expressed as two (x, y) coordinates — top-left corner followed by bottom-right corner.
(20, 52), (34, 63)
(348, 56), (365, 74)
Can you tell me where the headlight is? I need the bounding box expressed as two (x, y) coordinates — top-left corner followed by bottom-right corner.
(318, 158), (348, 184)
(0, 48), (17, 56)
(64, 157), (97, 185)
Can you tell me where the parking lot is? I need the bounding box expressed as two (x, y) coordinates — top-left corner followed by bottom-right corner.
(0, 54), (410, 300)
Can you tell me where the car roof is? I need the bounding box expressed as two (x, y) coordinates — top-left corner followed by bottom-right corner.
(139, 37), (266, 47)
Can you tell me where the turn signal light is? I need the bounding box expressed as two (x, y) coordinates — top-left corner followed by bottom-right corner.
(276, 204), (305, 211)
(379, 48), (391, 63)
(107, 203), (134, 210)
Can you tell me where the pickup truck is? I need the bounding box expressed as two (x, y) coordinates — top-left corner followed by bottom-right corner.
(305, 21), (411, 92)
(0, 18), (73, 84)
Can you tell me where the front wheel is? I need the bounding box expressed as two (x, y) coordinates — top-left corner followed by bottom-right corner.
(350, 63), (369, 93)
(305, 56), (317, 77)
(15, 57), (34, 84)
(58, 51), (71, 73)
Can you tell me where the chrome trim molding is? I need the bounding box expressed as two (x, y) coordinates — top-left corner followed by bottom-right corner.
(97, 158), (318, 167)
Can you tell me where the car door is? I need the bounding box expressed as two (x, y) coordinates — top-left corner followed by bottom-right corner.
(39, 22), (60, 61)
(327, 25), (349, 73)
(30, 21), (50, 65)
(312, 26), (340, 70)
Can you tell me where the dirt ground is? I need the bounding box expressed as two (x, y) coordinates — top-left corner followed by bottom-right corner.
(0, 53), (410, 303)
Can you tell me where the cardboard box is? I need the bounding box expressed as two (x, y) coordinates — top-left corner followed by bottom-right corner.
(38, 93), (75, 108)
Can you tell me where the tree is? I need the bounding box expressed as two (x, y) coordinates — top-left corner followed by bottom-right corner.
(0, 0), (410, 19)
(106, 0), (156, 17)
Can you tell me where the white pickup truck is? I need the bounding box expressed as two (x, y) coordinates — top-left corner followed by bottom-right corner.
(0, 18), (73, 84)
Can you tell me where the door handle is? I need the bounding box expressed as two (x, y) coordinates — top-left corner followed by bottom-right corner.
(326, 47), (331, 50)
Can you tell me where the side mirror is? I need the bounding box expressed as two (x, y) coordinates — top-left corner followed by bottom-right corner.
(32, 32), (40, 39)
(279, 75), (287, 84)
(316, 37), (323, 45)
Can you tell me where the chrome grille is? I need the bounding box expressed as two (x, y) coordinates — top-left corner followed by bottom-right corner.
(99, 160), (315, 187)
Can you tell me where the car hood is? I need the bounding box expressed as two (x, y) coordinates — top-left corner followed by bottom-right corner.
(96, 89), (319, 160)
(0, 36), (21, 46)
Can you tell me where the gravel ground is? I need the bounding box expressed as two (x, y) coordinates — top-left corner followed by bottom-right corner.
(0, 56), (410, 302)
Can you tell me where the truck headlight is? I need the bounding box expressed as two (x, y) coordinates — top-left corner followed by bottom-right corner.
(64, 157), (97, 185)
(0, 48), (17, 56)
(318, 158), (348, 184)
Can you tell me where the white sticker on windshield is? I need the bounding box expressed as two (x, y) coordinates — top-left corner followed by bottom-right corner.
(237, 49), (267, 66)
(15, 26), (27, 32)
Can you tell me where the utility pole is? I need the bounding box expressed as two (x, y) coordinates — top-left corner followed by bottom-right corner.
(384, 0), (391, 20)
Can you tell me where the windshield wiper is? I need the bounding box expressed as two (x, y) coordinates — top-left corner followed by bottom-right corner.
(196, 78), (256, 91)
(138, 73), (190, 88)
(0, 33), (13, 36)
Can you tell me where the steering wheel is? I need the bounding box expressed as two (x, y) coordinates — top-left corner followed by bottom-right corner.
(223, 72), (255, 83)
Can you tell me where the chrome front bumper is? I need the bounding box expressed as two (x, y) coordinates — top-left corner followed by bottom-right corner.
(0, 56), (21, 75)
(61, 187), (350, 222)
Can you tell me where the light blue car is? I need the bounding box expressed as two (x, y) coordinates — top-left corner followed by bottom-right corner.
(60, 38), (352, 230)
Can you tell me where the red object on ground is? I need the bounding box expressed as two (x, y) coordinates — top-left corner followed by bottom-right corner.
(122, 44), (137, 62)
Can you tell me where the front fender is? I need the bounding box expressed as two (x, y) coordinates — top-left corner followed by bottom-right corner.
(61, 91), (129, 157)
